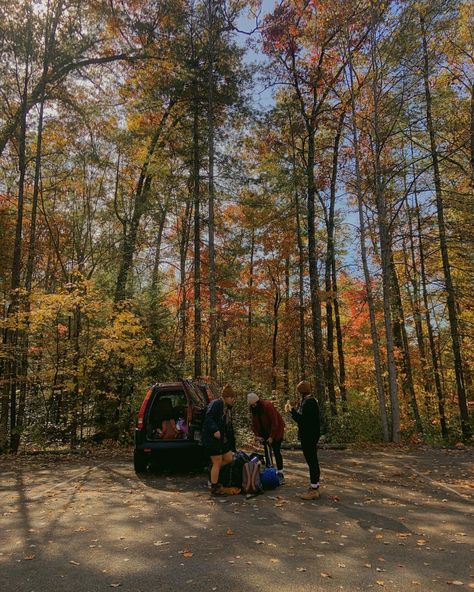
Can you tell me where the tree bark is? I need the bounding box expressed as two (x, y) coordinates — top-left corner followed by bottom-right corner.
(306, 128), (326, 402)
(178, 200), (192, 373)
(415, 193), (448, 438)
(283, 255), (290, 399)
(247, 229), (255, 380)
(288, 111), (307, 380)
(207, 0), (218, 381)
(420, 14), (470, 438)
(192, 94), (202, 379)
(370, 9), (400, 442)
(325, 111), (345, 415)
(271, 276), (281, 393)
(390, 252), (423, 433)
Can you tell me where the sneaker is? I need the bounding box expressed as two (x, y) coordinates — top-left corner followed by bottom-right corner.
(299, 486), (320, 500)
(277, 471), (285, 485)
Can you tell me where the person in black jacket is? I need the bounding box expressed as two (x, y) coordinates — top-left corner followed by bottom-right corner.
(202, 384), (236, 495)
(285, 380), (321, 500)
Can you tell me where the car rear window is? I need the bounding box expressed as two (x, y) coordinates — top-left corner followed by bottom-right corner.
(147, 389), (188, 421)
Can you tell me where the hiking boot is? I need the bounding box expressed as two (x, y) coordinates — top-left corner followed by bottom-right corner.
(299, 487), (320, 500)
(210, 483), (224, 496)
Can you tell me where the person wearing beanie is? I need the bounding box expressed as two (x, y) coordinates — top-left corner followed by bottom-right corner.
(247, 392), (285, 479)
(285, 380), (321, 500)
(202, 384), (236, 495)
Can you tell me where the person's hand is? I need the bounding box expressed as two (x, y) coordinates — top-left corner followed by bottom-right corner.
(284, 400), (292, 413)
(213, 430), (221, 439)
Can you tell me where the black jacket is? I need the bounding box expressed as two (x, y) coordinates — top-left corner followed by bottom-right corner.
(291, 396), (320, 443)
(202, 398), (236, 451)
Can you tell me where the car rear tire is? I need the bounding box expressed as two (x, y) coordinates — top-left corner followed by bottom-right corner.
(133, 450), (148, 474)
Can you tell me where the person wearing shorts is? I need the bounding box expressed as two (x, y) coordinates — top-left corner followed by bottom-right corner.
(202, 384), (236, 495)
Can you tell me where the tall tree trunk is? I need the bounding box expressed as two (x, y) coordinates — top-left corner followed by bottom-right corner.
(470, 83), (474, 189)
(415, 193), (448, 438)
(296, 195), (307, 381)
(207, 0), (218, 381)
(306, 128), (326, 402)
(347, 35), (389, 441)
(247, 229), (255, 381)
(332, 260), (348, 412)
(325, 112), (344, 416)
(404, 197), (432, 409)
(271, 276), (281, 393)
(370, 9), (400, 442)
(289, 112), (306, 380)
(5, 30), (32, 452)
(178, 200), (192, 372)
(420, 14), (470, 438)
(151, 209), (167, 296)
(192, 95), (202, 379)
(70, 302), (81, 449)
(390, 253), (423, 433)
(283, 255), (290, 399)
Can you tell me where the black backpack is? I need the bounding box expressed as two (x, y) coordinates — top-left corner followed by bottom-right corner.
(218, 451), (250, 488)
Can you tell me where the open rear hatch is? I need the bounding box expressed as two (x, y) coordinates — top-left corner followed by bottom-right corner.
(146, 386), (190, 441)
(145, 381), (209, 442)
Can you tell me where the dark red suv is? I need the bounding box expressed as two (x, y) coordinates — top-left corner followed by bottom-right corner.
(133, 379), (215, 473)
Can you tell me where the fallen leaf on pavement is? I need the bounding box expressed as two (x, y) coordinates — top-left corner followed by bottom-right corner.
(447, 582), (464, 586)
(69, 560), (80, 566)
(254, 540), (265, 544)
(110, 584), (122, 588)
(226, 529), (234, 536)
(296, 567), (306, 572)
(320, 572), (331, 578)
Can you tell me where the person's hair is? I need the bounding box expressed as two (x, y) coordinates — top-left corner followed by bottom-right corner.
(222, 383), (235, 398)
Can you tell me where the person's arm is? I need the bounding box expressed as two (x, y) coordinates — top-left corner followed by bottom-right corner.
(205, 400), (222, 436)
(251, 413), (261, 438)
(268, 404), (282, 441)
(290, 406), (303, 425)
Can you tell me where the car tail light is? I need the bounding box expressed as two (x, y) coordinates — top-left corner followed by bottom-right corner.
(137, 388), (152, 429)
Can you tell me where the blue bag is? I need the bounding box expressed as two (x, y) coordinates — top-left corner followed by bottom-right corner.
(260, 442), (281, 490)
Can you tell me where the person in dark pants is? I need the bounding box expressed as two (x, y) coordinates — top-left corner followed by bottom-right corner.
(247, 393), (285, 480)
(202, 384), (236, 495)
(285, 380), (321, 500)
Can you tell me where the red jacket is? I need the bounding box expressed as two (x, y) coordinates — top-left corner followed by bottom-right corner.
(251, 399), (285, 442)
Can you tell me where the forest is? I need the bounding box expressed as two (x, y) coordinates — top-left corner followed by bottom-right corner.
(0, 0), (472, 454)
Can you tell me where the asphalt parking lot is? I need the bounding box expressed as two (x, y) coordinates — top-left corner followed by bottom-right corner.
(0, 446), (473, 592)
